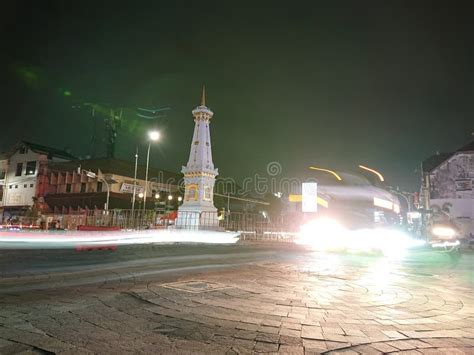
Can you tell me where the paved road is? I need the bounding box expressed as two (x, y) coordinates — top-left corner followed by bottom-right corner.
(0, 243), (473, 354)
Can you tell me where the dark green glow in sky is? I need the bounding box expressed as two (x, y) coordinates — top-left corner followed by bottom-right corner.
(1, 1), (473, 190)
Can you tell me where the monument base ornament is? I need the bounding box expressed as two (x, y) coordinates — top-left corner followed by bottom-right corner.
(176, 87), (219, 229)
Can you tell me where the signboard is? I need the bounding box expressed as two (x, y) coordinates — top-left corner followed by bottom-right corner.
(302, 182), (318, 212)
(120, 183), (144, 194)
(8, 193), (23, 205)
(455, 179), (472, 191)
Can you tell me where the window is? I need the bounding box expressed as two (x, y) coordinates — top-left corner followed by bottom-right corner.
(24, 184), (27, 188)
(15, 185), (18, 189)
(97, 181), (103, 192)
(15, 163), (23, 176)
(80, 183), (86, 193)
(25, 161), (36, 175)
(204, 186), (212, 201)
(0, 186), (2, 201)
(0, 169), (5, 179)
(66, 184), (72, 193)
(30, 184), (34, 188)
(9, 185), (12, 189)
(19, 146), (27, 154)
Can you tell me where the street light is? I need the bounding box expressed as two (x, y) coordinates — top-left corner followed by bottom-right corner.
(78, 167), (110, 211)
(155, 193), (160, 199)
(149, 131), (160, 141)
(168, 195), (173, 201)
(177, 196), (182, 202)
(143, 130), (160, 212)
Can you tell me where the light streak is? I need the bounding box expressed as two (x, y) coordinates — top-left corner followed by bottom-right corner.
(296, 217), (425, 256)
(431, 226), (456, 238)
(431, 240), (460, 248)
(0, 229), (239, 249)
(359, 165), (385, 182)
(309, 166), (342, 181)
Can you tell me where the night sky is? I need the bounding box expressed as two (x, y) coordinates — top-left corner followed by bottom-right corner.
(1, 1), (473, 190)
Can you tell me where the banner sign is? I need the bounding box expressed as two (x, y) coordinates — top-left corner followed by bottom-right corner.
(120, 183), (144, 194)
(302, 182), (318, 212)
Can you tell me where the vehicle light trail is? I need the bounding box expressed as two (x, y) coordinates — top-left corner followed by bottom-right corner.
(0, 229), (239, 249)
(296, 217), (425, 257)
(358, 165), (385, 182)
(309, 166), (342, 181)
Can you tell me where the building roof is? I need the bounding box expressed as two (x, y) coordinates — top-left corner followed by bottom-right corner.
(457, 139), (474, 153)
(49, 158), (181, 185)
(422, 139), (474, 173)
(20, 141), (77, 160)
(422, 152), (452, 173)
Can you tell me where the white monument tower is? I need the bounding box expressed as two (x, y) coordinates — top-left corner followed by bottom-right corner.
(176, 87), (219, 229)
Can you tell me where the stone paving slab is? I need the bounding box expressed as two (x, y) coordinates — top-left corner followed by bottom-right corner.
(0, 252), (473, 354)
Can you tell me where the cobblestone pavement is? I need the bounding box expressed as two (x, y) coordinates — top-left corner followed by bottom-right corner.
(0, 246), (473, 354)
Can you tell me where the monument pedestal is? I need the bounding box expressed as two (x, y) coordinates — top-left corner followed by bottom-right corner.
(176, 208), (219, 230)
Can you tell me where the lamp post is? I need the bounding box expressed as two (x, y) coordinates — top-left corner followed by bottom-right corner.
(143, 131), (160, 212)
(131, 147), (138, 215)
(389, 187), (412, 213)
(167, 194), (173, 213)
(154, 192), (160, 211)
(138, 192), (144, 211)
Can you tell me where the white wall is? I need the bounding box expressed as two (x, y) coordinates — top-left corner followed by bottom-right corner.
(0, 158), (8, 207)
(430, 198), (474, 235)
(429, 152), (474, 199)
(3, 149), (40, 207)
(430, 198), (473, 218)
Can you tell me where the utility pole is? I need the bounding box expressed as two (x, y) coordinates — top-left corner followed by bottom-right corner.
(72, 103), (170, 159)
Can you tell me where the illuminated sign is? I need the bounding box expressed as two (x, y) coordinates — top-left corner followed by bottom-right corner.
(373, 197), (393, 210)
(393, 204), (400, 214)
(302, 182), (318, 212)
(407, 211), (421, 219)
(288, 194), (328, 208)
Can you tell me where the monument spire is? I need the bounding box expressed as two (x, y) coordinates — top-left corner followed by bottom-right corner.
(201, 85), (206, 106)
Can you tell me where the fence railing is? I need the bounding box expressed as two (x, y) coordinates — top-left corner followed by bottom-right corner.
(2, 210), (162, 231)
(2, 210), (299, 241)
